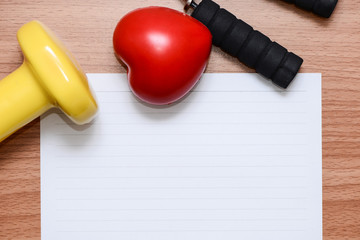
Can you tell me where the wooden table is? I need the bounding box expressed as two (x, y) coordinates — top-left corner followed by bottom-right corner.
(1, 0), (359, 239)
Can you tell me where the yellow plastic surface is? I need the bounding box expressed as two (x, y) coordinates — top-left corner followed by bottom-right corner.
(0, 21), (98, 142)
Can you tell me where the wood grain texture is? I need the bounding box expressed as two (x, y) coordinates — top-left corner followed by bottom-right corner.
(0, 0), (359, 239)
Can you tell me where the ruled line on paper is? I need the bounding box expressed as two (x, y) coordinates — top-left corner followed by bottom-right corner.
(55, 186), (307, 190)
(54, 165), (308, 169)
(94, 90), (307, 93)
(55, 207), (308, 211)
(54, 153), (307, 157)
(55, 143), (307, 147)
(55, 132), (307, 136)
(54, 229), (307, 233)
(55, 176), (307, 179)
(55, 122), (309, 126)
(55, 219), (308, 222)
(99, 101), (307, 104)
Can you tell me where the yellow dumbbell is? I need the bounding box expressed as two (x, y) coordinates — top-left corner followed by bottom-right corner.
(0, 21), (98, 142)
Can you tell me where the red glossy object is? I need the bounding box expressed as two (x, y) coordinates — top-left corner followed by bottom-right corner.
(113, 7), (212, 105)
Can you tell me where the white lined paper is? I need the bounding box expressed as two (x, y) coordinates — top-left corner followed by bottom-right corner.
(41, 73), (322, 240)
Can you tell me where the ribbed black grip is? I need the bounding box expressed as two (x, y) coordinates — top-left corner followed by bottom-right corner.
(192, 0), (303, 89)
(283, 0), (338, 18)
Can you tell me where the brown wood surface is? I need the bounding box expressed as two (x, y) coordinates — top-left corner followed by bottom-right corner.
(0, 0), (360, 239)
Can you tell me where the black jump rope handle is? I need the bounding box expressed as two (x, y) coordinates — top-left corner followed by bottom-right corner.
(191, 0), (303, 89)
(282, 0), (338, 18)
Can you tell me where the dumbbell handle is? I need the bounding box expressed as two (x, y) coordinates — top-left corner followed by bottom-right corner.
(282, 0), (338, 18)
(0, 63), (52, 142)
(187, 0), (303, 89)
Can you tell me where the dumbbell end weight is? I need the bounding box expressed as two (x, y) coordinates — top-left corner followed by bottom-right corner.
(0, 21), (98, 142)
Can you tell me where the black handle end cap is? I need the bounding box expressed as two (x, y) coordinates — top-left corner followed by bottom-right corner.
(314, 0), (338, 18)
(272, 53), (303, 89)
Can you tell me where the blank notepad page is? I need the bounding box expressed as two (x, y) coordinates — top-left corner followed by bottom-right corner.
(41, 73), (322, 240)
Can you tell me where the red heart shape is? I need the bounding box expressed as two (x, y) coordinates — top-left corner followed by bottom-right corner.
(113, 7), (212, 105)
